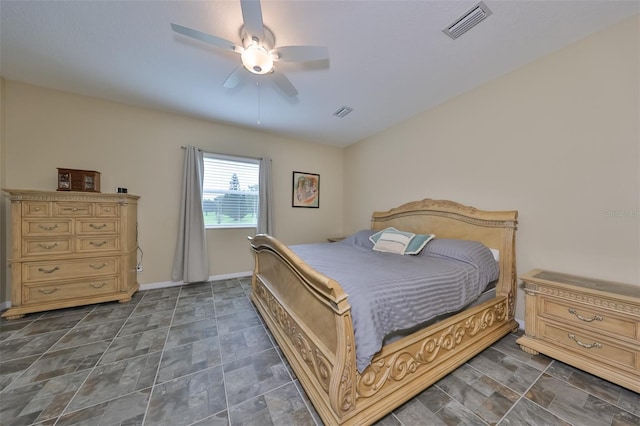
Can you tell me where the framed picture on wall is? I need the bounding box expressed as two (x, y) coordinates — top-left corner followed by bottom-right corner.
(292, 171), (320, 208)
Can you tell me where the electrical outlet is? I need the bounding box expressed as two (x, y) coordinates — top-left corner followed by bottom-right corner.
(136, 265), (143, 272)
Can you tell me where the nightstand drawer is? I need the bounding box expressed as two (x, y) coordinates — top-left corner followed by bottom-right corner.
(24, 277), (118, 304)
(540, 297), (637, 342)
(23, 219), (73, 236)
(76, 219), (119, 234)
(539, 322), (637, 371)
(23, 257), (119, 282)
(22, 237), (74, 257)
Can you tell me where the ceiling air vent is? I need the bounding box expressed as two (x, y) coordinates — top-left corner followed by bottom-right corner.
(333, 106), (353, 118)
(443, 1), (493, 40)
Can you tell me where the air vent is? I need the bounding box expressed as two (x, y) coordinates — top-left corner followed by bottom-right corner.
(333, 106), (353, 118)
(443, 1), (493, 40)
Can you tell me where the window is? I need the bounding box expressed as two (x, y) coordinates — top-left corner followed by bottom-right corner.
(202, 153), (260, 229)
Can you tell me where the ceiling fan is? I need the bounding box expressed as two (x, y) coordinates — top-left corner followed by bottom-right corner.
(171, 0), (329, 97)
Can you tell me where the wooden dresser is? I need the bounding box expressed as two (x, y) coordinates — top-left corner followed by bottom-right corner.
(516, 269), (640, 393)
(2, 189), (140, 319)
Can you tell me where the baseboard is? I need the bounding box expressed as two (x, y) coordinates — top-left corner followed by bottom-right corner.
(0, 301), (11, 311)
(139, 271), (252, 291)
(515, 318), (524, 330)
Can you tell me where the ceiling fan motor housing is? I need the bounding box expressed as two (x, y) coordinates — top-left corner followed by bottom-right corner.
(240, 26), (276, 74)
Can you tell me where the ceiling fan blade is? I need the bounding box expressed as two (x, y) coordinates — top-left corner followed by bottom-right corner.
(271, 46), (329, 63)
(269, 70), (298, 97)
(223, 66), (246, 89)
(171, 23), (241, 53)
(240, 0), (265, 42)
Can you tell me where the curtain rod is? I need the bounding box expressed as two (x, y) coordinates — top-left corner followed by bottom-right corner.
(180, 146), (263, 162)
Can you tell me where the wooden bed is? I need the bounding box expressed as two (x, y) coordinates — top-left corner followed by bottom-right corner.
(248, 199), (518, 425)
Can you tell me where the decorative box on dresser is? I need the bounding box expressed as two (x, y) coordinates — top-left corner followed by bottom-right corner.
(2, 189), (140, 319)
(516, 269), (640, 393)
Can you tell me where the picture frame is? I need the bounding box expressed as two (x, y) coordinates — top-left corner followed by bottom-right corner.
(292, 171), (320, 208)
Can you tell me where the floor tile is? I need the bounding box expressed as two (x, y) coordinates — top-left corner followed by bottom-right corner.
(65, 352), (161, 413)
(218, 325), (273, 364)
(50, 320), (123, 351)
(10, 341), (110, 388)
(223, 347), (290, 406)
(0, 354), (41, 392)
(0, 370), (91, 426)
(172, 299), (216, 326)
(156, 336), (222, 383)
(118, 311), (172, 337)
(98, 328), (168, 365)
(55, 387), (151, 426)
(145, 366), (226, 426)
(0, 331), (67, 363)
(9, 313), (88, 340)
(228, 382), (315, 426)
(165, 318), (218, 349)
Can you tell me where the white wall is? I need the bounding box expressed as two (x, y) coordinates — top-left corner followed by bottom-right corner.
(344, 15), (640, 321)
(2, 81), (343, 298)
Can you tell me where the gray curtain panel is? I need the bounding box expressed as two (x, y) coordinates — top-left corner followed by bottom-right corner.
(172, 146), (209, 283)
(257, 157), (273, 235)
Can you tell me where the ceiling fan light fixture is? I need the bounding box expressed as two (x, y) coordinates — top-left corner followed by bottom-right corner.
(241, 44), (273, 74)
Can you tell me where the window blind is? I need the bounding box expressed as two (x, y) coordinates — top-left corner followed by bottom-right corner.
(202, 153), (260, 228)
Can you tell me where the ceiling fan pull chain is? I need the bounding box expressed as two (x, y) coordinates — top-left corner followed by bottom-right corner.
(257, 80), (261, 125)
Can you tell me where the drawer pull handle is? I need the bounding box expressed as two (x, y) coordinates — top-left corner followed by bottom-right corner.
(89, 223), (108, 230)
(90, 281), (107, 289)
(63, 207), (79, 212)
(39, 224), (59, 231)
(104, 208), (112, 212)
(38, 266), (60, 274)
(568, 309), (603, 322)
(39, 242), (59, 249)
(39, 287), (60, 295)
(89, 263), (107, 269)
(90, 241), (107, 247)
(568, 334), (602, 349)
(34, 207), (41, 211)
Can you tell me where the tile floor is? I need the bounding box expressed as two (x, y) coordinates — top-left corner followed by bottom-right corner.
(1, 277), (638, 426)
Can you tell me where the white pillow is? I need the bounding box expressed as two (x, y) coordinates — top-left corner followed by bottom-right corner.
(372, 229), (415, 254)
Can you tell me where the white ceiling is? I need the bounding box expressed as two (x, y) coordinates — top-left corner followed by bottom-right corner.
(1, 1), (638, 147)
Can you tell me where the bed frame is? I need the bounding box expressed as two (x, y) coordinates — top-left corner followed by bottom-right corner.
(248, 199), (518, 425)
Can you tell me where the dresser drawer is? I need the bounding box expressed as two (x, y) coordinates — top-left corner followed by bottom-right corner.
(23, 202), (51, 217)
(55, 202), (93, 217)
(22, 258), (119, 282)
(23, 219), (73, 236)
(539, 321), (637, 371)
(76, 219), (119, 234)
(76, 236), (120, 252)
(540, 297), (637, 342)
(22, 238), (74, 257)
(96, 203), (119, 217)
(24, 277), (118, 304)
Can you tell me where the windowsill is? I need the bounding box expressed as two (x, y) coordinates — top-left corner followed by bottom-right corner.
(205, 226), (257, 230)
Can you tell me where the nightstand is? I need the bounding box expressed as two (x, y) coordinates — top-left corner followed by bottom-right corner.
(516, 269), (640, 393)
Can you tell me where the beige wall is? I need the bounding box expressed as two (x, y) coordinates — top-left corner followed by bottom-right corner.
(344, 15), (640, 320)
(1, 77), (7, 303)
(2, 81), (343, 293)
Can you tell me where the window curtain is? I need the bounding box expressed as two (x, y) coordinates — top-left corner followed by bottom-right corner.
(257, 157), (273, 235)
(172, 146), (209, 283)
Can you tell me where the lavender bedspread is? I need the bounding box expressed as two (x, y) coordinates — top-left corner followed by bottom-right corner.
(289, 230), (499, 372)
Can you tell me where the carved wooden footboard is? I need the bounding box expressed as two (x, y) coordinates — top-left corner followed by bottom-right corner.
(249, 199), (518, 425)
